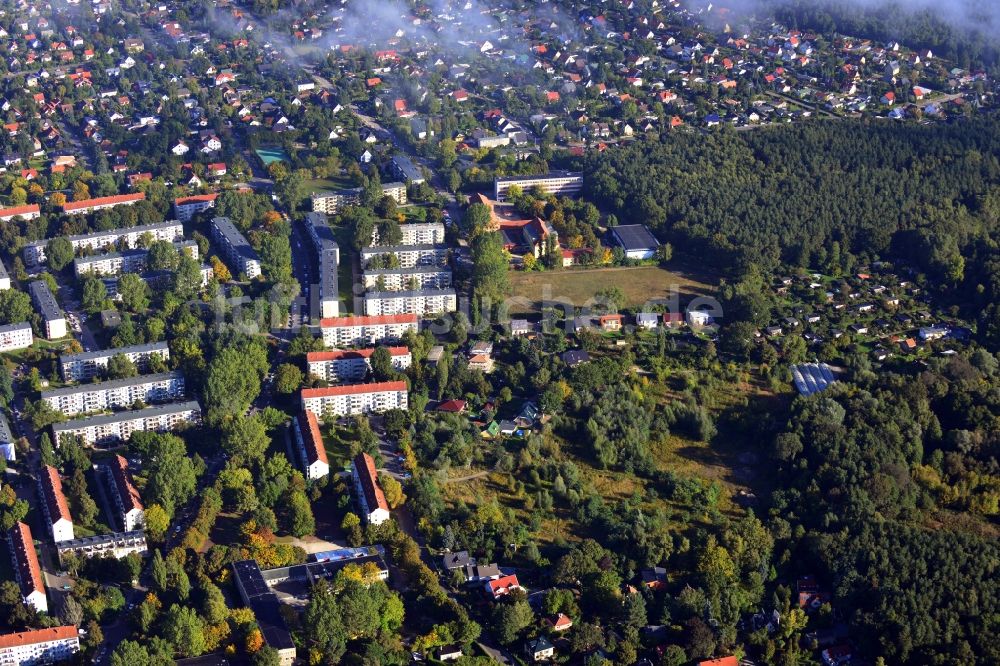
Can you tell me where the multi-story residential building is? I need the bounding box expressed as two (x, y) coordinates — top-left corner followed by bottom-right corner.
(210, 216), (261, 279)
(173, 192), (218, 221)
(62, 192), (145, 215)
(0, 412), (13, 462)
(303, 212), (340, 320)
(107, 455), (144, 531)
(41, 371), (185, 417)
(352, 452), (391, 525)
(0, 626), (80, 664)
(0, 203), (41, 222)
(306, 347), (411, 383)
(51, 401), (201, 447)
(56, 531), (148, 564)
(28, 280), (66, 340)
(494, 171), (584, 201)
(7, 522), (47, 614)
(362, 266), (452, 292)
(73, 241), (199, 278)
(292, 410), (329, 481)
(0, 322), (33, 353)
(232, 561), (296, 666)
(0, 257), (9, 290)
(319, 314), (419, 348)
(310, 181), (406, 214)
(301, 381), (408, 418)
(22, 221), (183, 266)
(38, 465), (74, 543)
(390, 155), (425, 184)
(363, 288), (457, 316)
(372, 222), (445, 246)
(60, 341), (170, 382)
(360, 243), (450, 269)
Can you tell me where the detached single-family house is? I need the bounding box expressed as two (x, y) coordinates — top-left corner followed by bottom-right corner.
(525, 636), (555, 662)
(485, 574), (522, 599)
(636, 313), (659, 329)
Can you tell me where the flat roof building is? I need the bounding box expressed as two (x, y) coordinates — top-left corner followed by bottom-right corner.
(363, 288), (457, 316)
(303, 212), (340, 320)
(41, 371), (185, 417)
(51, 400), (201, 447)
(0, 412), (13, 462)
(28, 281), (66, 340)
(494, 171), (583, 201)
(390, 155), (425, 184)
(311, 182), (406, 215)
(610, 224), (660, 260)
(0, 322), (33, 353)
(362, 266), (452, 292)
(232, 561), (296, 666)
(210, 216), (261, 279)
(60, 341), (170, 382)
(372, 222), (444, 246)
(361, 243), (450, 269)
(22, 220), (183, 266)
(0, 257), (9, 291)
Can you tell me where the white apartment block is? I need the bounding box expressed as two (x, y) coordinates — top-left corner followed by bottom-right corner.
(51, 400), (201, 447)
(174, 193), (218, 222)
(0, 626), (80, 664)
(39, 465), (74, 543)
(307, 347), (412, 383)
(108, 455), (144, 531)
(363, 288), (457, 316)
(210, 216), (261, 279)
(0, 257), (10, 290)
(7, 521), (47, 615)
(352, 452), (391, 525)
(301, 381), (408, 419)
(22, 221), (183, 266)
(372, 222), (445, 246)
(0, 322), (33, 352)
(41, 371), (185, 417)
(293, 410), (329, 481)
(0, 203), (40, 222)
(29, 280), (67, 340)
(73, 241), (199, 278)
(361, 244), (450, 269)
(310, 182), (407, 214)
(320, 314), (419, 348)
(494, 171), (584, 201)
(56, 531), (147, 565)
(60, 341), (170, 382)
(303, 212), (340, 320)
(363, 266), (452, 292)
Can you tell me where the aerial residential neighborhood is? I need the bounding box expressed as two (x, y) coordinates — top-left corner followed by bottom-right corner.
(0, 0), (996, 665)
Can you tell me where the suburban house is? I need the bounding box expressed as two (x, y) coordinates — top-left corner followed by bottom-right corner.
(525, 636), (555, 662)
(599, 314), (623, 332)
(546, 613), (574, 632)
(485, 573), (522, 599)
(636, 312), (659, 329)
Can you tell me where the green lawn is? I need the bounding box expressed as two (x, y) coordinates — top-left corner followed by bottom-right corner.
(305, 175), (357, 194)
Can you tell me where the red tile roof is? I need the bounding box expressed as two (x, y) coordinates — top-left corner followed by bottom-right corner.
(307, 347), (409, 362)
(0, 625), (78, 649)
(353, 452), (388, 512)
(486, 574), (521, 596)
(110, 455), (143, 514)
(437, 399), (467, 413)
(301, 381), (407, 398)
(40, 465), (72, 524)
(7, 522), (44, 602)
(319, 314), (419, 328)
(62, 192), (145, 211)
(697, 658), (739, 666)
(298, 410), (327, 466)
(0, 204), (40, 218)
(174, 193), (218, 205)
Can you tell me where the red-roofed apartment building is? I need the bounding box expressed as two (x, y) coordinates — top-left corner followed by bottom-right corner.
(293, 410), (329, 481)
(62, 192), (145, 215)
(352, 452), (390, 524)
(38, 465), (74, 542)
(301, 381), (408, 418)
(306, 347), (412, 383)
(318, 314), (419, 348)
(174, 193), (218, 222)
(108, 455), (144, 531)
(7, 521), (47, 614)
(0, 203), (40, 222)
(0, 625), (80, 663)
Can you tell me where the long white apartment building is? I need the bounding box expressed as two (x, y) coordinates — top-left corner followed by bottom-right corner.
(319, 314), (418, 348)
(0, 322), (33, 352)
(51, 400), (201, 447)
(361, 243), (450, 269)
(56, 530), (148, 565)
(372, 222), (445, 246)
(494, 170), (584, 201)
(73, 240), (199, 278)
(301, 381), (408, 419)
(311, 181), (407, 214)
(307, 347), (412, 383)
(22, 220), (183, 266)
(7, 521), (47, 614)
(29, 280), (67, 340)
(0, 626), (80, 663)
(363, 288), (457, 316)
(60, 341), (170, 382)
(38, 465), (74, 543)
(293, 410), (329, 481)
(108, 455), (144, 531)
(362, 266), (452, 292)
(303, 212), (340, 320)
(210, 216), (261, 279)
(41, 371), (185, 417)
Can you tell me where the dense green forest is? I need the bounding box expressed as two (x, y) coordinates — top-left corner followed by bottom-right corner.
(585, 118), (1000, 348)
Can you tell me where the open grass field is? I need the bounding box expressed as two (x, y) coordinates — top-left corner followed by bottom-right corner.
(305, 175), (357, 194)
(507, 262), (718, 315)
